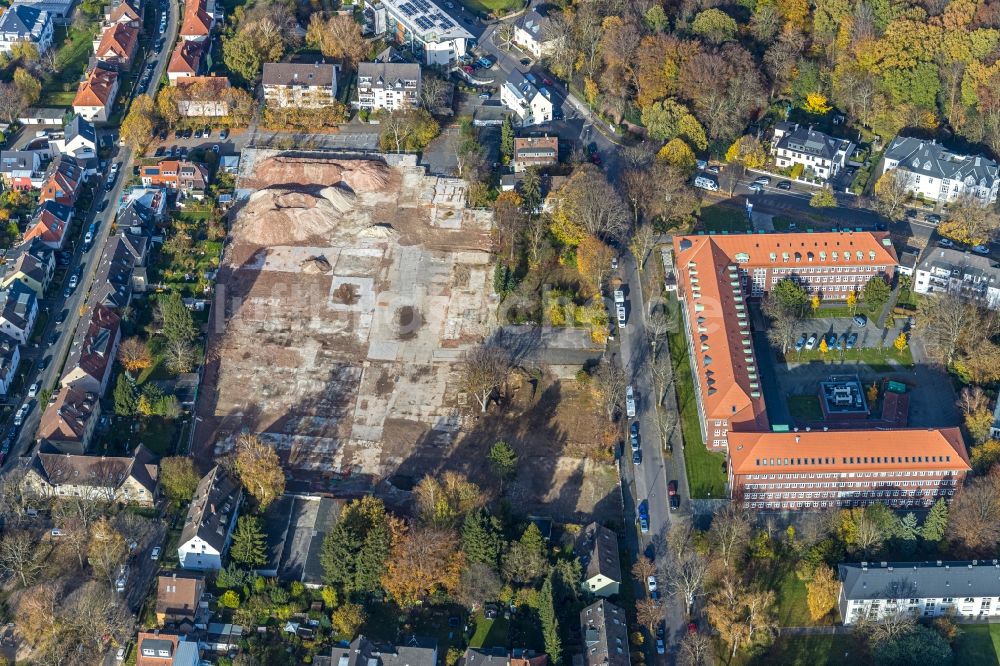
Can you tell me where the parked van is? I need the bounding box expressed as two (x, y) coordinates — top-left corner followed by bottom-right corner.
(694, 175), (719, 191)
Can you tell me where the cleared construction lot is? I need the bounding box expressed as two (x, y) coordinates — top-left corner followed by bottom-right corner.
(194, 151), (619, 521)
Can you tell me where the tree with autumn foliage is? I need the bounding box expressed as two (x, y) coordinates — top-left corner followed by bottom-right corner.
(803, 92), (832, 115)
(806, 565), (840, 620)
(117, 337), (152, 378)
(381, 525), (464, 606)
(234, 433), (285, 509)
(414, 472), (484, 528)
(576, 235), (615, 296)
(725, 136), (767, 173)
(493, 190), (526, 261)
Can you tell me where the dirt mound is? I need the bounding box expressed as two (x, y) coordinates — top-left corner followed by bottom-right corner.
(248, 156), (390, 192)
(359, 223), (396, 240)
(233, 186), (356, 247)
(301, 255), (332, 273)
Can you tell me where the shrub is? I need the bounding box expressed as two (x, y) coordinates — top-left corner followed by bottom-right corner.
(220, 590), (241, 609)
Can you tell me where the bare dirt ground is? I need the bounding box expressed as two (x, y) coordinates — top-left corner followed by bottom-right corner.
(194, 151), (620, 522)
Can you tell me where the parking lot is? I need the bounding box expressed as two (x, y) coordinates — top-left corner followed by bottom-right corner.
(790, 315), (907, 352)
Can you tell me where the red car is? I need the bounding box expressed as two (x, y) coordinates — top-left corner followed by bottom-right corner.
(462, 65), (474, 73)
(688, 622), (697, 635)
(543, 77), (553, 85)
(668, 480), (678, 496)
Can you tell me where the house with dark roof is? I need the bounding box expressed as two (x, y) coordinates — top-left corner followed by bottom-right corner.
(356, 60), (421, 112)
(771, 122), (855, 181)
(50, 114), (98, 162)
(329, 635), (438, 666)
(0, 150), (44, 189)
(93, 21), (139, 70)
(177, 465), (242, 571)
(463, 648), (547, 666)
(90, 230), (148, 309)
(913, 246), (1000, 309)
(839, 560), (1000, 624)
(23, 200), (73, 249)
(580, 600), (630, 666)
(61, 303), (121, 394)
(575, 522), (622, 597)
(0, 333), (21, 396)
(0, 279), (38, 343)
(513, 135), (558, 173)
(35, 386), (101, 453)
(1, 243), (53, 297)
(882, 136), (999, 204)
(104, 0), (141, 27)
(73, 65), (120, 121)
(0, 3), (54, 54)
(24, 443), (158, 500)
(156, 572), (206, 628)
(263, 63), (338, 109)
(513, 8), (557, 59)
(135, 631), (199, 666)
(37, 154), (85, 206)
(500, 70), (552, 127)
(259, 494), (342, 585)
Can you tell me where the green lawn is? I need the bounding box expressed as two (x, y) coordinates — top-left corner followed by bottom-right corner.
(469, 611), (508, 648)
(457, 0), (524, 16)
(698, 205), (752, 233)
(40, 24), (100, 106)
(806, 304), (879, 319)
(954, 623), (1000, 663)
(742, 635), (869, 666)
(667, 297), (728, 499)
(773, 216), (797, 231)
(774, 570), (836, 627)
(786, 345), (913, 370)
(787, 395), (823, 422)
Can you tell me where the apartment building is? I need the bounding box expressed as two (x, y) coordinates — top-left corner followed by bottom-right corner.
(839, 560), (1000, 624)
(912, 247), (1000, 309)
(580, 600), (629, 666)
(372, 0), (472, 66)
(36, 386), (101, 453)
(177, 465), (242, 571)
(0, 334), (20, 396)
(139, 160), (208, 193)
(23, 444), (159, 503)
(92, 21), (139, 70)
(262, 63), (337, 109)
(356, 61), (421, 112)
(881, 136), (999, 205)
(500, 70), (552, 127)
(73, 65), (119, 121)
(771, 122), (854, 181)
(0, 4), (54, 54)
(513, 9), (557, 59)
(729, 429), (969, 511)
(513, 135), (558, 172)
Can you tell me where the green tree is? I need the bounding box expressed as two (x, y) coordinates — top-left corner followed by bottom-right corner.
(897, 512), (920, 541)
(540, 574), (562, 666)
(219, 590), (241, 609)
(461, 508), (504, 568)
(861, 276), (891, 311)
(874, 625), (953, 666)
(809, 188), (836, 208)
(640, 99), (708, 149)
(331, 602), (366, 639)
(159, 456), (201, 502)
(921, 499), (949, 542)
(691, 8), (738, 43)
(502, 522), (548, 583)
(113, 374), (137, 416)
(12, 68), (40, 108)
(487, 440), (518, 493)
(520, 168), (542, 214)
(230, 516), (267, 567)
(771, 278), (810, 315)
(500, 115), (515, 162)
(645, 4), (669, 31)
(320, 497), (392, 594)
(158, 292), (197, 344)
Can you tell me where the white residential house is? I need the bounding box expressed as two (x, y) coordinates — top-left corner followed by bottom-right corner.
(371, 0), (471, 66)
(912, 247), (1000, 310)
(840, 560), (1000, 623)
(177, 465), (242, 571)
(262, 63), (337, 109)
(356, 61), (421, 112)
(500, 70), (552, 127)
(881, 136), (999, 205)
(513, 9), (557, 59)
(0, 334), (20, 396)
(48, 114), (98, 162)
(0, 4), (54, 54)
(771, 122), (854, 181)
(0, 279), (38, 344)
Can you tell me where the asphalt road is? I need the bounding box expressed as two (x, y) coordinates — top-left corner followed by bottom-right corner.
(3, 0), (179, 468)
(615, 252), (690, 657)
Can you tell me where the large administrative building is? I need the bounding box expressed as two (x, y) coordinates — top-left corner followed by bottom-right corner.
(671, 231), (970, 511)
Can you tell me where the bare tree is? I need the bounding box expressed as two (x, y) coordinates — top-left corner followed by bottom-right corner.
(629, 222), (657, 271)
(939, 192), (1000, 246)
(495, 23), (516, 50)
(461, 344), (513, 413)
(559, 164), (631, 242)
(419, 72), (451, 112)
(0, 82), (23, 122)
(0, 530), (43, 586)
(594, 360), (628, 421)
(918, 296), (995, 366)
(677, 631), (715, 666)
(636, 597), (664, 630)
(631, 556), (657, 581)
(708, 504), (751, 568)
(853, 609), (916, 645)
(766, 307), (798, 354)
(58, 580), (135, 659)
(948, 471), (1000, 556)
(664, 524), (709, 617)
(957, 386), (988, 416)
(524, 214), (548, 266)
(0, 466), (32, 525)
(87, 517), (127, 588)
(653, 405), (676, 453)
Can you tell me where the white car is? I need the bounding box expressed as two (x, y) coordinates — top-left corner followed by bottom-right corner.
(150, 546), (161, 560)
(625, 385), (636, 418)
(616, 305), (626, 329)
(647, 575), (657, 593)
(27, 383), (38, 398)
(804, 334), (818, 351)
(614, 289), (624, 305)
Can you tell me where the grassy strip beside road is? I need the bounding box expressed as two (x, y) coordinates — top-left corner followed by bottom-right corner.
(784, 345), (913, 369)
(666, 296), (727, 499)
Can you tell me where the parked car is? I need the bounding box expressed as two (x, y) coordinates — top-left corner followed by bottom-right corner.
(27, 383), (38, 398)
(151, 546), (161, 560)
(204, 127), (212, 137)
(853, 314), (867, 327)
(632, 450), (641, 465)
(51, 528), (62, 537)
(753, 176), (771, 186)
(694, 175), (719, 191)
(629, 422), (640, 451)
(154, 147), (165, 157)
(973, 244), (990, 255)
(927, 214), (942, 225)
(747, 183), (764, 194)
(794, 333), (807, 351)
(68, 274), (79, 290)
(656, 639), (666, 655)
(194, 128), (203, 139)
(846, 332), (858, 349)
(616, 305), (626, 328)
(777, 180), (792, 190)
(524, 72), (537, 84)
(625, 385), (636, 418)
(97, 200), (108, 213)
(827, 333), (840, 350)
(805, 334), (817, 350)
(478, 92), (490, 99)
(706, 165), (720, 174)
(647, 575), (657, 593)
(220, 128), (229, 140)
(159, 129), (168, 140)
(938, 238), (954, 248)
